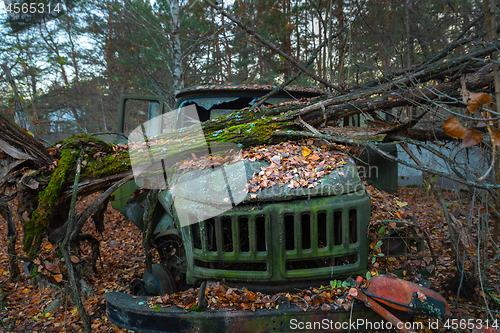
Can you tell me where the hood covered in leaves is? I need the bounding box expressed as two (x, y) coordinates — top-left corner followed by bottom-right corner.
(169, 157), (364, 205)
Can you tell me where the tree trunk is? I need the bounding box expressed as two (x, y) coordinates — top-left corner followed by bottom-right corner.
(170, 0), (183, 96)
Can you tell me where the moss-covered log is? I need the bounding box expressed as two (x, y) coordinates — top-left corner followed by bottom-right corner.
(24, 148), (78, 256)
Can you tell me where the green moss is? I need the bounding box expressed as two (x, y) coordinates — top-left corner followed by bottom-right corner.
(58, 133), (112, 150)
(24, 149), (78, 256)
(81, 151), (131, 179)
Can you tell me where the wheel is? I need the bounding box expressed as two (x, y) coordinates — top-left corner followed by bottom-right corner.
(382, 227), (422, 255)
(130, 279), (147, 296)
(143, 264), (177, 296)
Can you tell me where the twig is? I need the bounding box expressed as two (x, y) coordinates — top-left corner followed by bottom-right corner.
(58, 149), (92, 333)
(399, 142), (457, 247)
(69, 174), (134, 242)
(1, 63), (39, 139)
(477, 213), (495, 321)
(90, 132), (129, 140)
(250, 29), (345, 111)
(478, 111), (497, 181)
(455, 302), (500, 315)
(272, 130), (500, 189)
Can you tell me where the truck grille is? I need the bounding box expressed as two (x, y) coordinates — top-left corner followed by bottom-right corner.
(183, 191), (370, 284)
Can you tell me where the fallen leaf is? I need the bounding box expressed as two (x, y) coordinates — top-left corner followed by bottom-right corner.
(443, 117), (466, 139)
(270, 155), (281, 165)
(52, 274), (63, 283)
(417, 291), (427, 302)
(25, 179), (39, 190)
(491, 130), (500, 146)
(467, 92), (492, 114)
(45, 261), (57, 272)
(301, 146), (311, 157)
(69, 255), (80, 264)
(461, 128), (483, 148)
(466, 246), (476, 254)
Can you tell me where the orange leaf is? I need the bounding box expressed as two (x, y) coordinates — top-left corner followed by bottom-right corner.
(52, 274), (63, 283)
(467, 92), (492, 114)
(491, 130), (500, 147)
(443, 117), (466, 139)
(301, 146), (311, 157)
(461, 129), (483, 148)
(0, 152), (4, 158)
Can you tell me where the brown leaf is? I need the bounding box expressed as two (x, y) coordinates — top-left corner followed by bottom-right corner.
(45, 261), (57, 272)
(69, 255), (80, 263)
(491, 130), (500, 147)
(461, 129), (483, 148)
(443, 117), (466, 139)
(25, 179), (39, 190)
(309, 154), (320, 161)
(466, 246), (476, 254)
(321, 303), (330, 311)
(417, 291), (427, 302)
(52, 274), (63, 283)
(467, 92), (492, 114)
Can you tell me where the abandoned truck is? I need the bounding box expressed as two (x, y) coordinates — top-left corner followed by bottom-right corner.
(104, 85), (449, 332)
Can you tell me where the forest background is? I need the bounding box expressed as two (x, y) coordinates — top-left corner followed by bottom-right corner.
(0, 0), (478, 142)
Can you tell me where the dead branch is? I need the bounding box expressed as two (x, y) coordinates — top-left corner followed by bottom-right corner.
(58, 149), (92, 333)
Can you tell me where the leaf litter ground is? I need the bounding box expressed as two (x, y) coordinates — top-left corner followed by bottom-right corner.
(0, 185), (499, 332)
